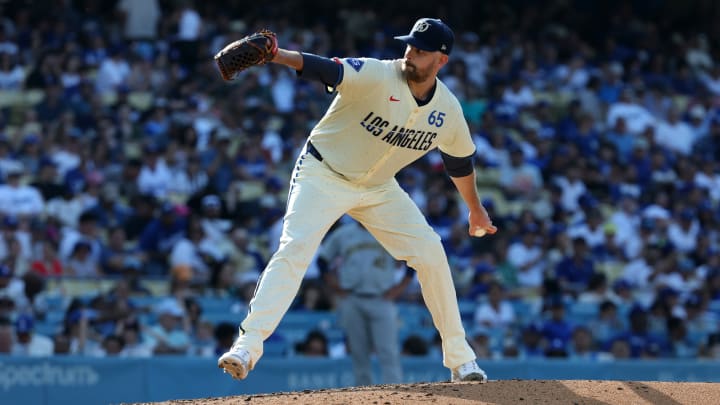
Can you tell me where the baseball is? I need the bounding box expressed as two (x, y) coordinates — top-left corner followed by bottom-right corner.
(473, 228), (487, 237)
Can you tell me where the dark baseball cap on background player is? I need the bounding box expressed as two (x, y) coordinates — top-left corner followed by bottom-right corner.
(394, 18), (454, 55)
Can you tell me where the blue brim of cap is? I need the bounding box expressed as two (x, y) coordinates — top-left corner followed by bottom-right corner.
(394, 35), (435, 52)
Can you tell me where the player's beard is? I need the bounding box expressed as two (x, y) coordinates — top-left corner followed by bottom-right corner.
(402, 60), (434, 83)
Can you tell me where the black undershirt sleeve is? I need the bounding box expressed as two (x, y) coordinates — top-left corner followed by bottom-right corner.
(297, 53), (343, 93)
(317, 256), (330, 276)
(441, 151), (475, 177)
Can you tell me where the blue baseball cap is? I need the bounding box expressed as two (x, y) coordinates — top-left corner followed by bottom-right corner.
(15, 314), (34, 333)
(395, 18), (454, 55)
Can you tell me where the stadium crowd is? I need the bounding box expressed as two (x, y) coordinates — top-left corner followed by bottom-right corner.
(1, 0), (720, 362)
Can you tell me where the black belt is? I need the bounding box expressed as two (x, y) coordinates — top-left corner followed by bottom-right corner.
(341, 289), (383, 298)
(306, 141), (323, 162)
(352, 292), (382, 299)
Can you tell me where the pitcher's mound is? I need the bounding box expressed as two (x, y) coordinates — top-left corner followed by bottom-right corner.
(130, 380), (720, 405)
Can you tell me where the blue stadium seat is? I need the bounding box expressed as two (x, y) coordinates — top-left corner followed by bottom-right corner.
(200, 312), (239, 325)
(510, 300), (536, 323)
(129, 296), (162, 309)
(568, 301), (600, 322)
(35, 321), (60, 337)
(45, 310), (66, 324)
(398, 326), (437, 344)
(397, 303), (433, 328)
(278, 311), (336, 330)
(709, 300), (720, 315)
(273, 327), (344, 346)
(458, 300), (478, 321)
(263, 340), (289, 357)
(486, 328), (509, 351)
(196, 296), (234, 313)
(43, 295), (66, 310)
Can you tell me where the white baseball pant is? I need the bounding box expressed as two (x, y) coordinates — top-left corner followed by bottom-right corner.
(234, 148), (476, 371)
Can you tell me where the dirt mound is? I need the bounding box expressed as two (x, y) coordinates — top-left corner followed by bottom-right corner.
(130, 380), (719, 405)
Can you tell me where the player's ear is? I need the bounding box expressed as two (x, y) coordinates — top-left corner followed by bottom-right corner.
(438, 53), (449, 68)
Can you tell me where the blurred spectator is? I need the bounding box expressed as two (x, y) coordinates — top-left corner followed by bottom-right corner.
(11, 314), (53, 356)
(518, 323), (545, 358)
(0, 163), (44, 217)
(0, 316), (12, 354)
(117, 320), (152, 358)
(169, 215), (224, 286)
(499, 146), (543, 200)
(116, 0), (161, 42)
(506, 223), (545, 290)
(577, 273), (616, 304)
(606, 89), (656, 136)
(553, 165), (587, 212)
(401, 334), (429, 356)
(608, 338), (632, 360)
(123, 194), (157, 241)
(608, 306), (667, 358)
(95, 46), (131, 96)
(622, 243), (663, 290)
(0, 51), (24, 89)
(199, 194), (232, 249)
(469, 332), (492, 359)
(218, 227), (264, 291)
(502, 76), (535, 109)
(684, 294), (718, 338)
(59, 211), (103, 265)
(667, 208), (700, 254)
(655, 107), (695, 156)
(295, 329), (329, 357)
(45, 185), (85, 229)
(172, 0), (202, 70)
(139, 202), (187, 275)
(213, 322), (238, 357)
(463, 262), (496, 300)
(99, 335), (126, 357)
(541, 296), (573, 348)
(146, 299), (191, 355)
(703, 333), (720, 359)
(64, 240), (101, 277)
(189, 320), (216, 357)
(100, 226), (145, 275)
(589, 300), (625, 344)
(52, 334), (72, 355)
(555, 237), (596, 295)
(0, 215), (32, 273)
(568, 326), (600, 360)
(30, 160), (66, 201)
(473, 281), (516, 330)
(666, 316), (697, 358)
(295, 280), (332, 311)
(0, 264), (26, 312)
(137, 143), (172, 199)
(545, 338), (569, 358)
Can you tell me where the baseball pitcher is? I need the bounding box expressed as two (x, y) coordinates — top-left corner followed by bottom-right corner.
(216, 17), (497, 383)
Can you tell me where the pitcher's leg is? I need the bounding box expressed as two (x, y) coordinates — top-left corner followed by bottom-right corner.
(350, 183), (476, 370)
(233, 159), (349, 367)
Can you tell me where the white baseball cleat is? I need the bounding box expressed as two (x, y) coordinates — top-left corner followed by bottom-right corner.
(451, 360), (488, 383)
(218, 346), (252, 380)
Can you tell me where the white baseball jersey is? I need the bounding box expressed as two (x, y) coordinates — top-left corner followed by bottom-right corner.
(308, 58), (476, 186)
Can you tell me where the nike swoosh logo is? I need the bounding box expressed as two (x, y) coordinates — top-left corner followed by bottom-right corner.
(389, 96), (400, 102)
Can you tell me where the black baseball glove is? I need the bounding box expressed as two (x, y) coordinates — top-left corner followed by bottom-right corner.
(214, 29), (279, 80)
